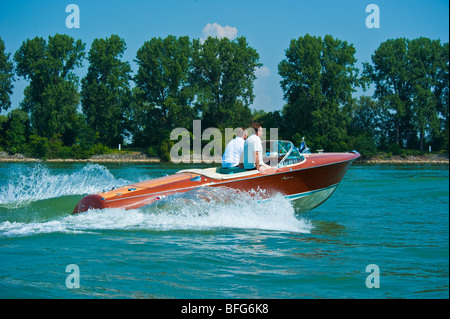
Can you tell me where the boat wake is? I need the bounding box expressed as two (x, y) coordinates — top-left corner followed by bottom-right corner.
(0, 164), (312, 237)
(0, 163), (128, 208)
(145, 187), (312, 232)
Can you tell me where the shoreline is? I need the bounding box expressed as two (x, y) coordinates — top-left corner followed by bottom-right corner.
(358, 154), (449, 164)
(0, 152), (161, 163)
(0, 153), (448, 164)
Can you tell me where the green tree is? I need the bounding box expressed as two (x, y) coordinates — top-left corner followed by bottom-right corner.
(0, 114), (8, 150)
(349, 96), (381, 137)
(0, 36), (14, 112)
(81, 35), (131, 147)
(133, 35), (193, 147)
(5, 108), (30, 154)
(435, 42), (449, 151)
(252, 109), (285, 138)
(14, 34), (85, 145)
(278, 34), (360, 150)
(191, 36), (261, 129)
(407, 38), (443, 151)
(364, 38), (410, 147)
(365, 37), (449, 152)
(347, 96), (380, 156)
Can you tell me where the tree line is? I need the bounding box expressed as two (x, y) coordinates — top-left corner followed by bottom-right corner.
(0, 33), (448, 160)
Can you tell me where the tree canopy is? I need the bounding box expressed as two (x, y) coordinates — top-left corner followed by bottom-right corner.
(0, 36), (14, 112)
(132, 35), (193, 147)
(131, 35), (261, 152)
(191, 36), (261, 129)
(0, 33), (448, 159)
(14, 34), (85, 145)
(364, 37), (449, 151)
(81, 34), (132, 147)
(278, 34), (360, 150)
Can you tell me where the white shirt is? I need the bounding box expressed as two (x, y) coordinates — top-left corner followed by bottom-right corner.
(221, 136), (245, 168)
(243, 134), (264, 169)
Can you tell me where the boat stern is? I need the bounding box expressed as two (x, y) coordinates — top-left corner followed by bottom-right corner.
(72, 194), (105, 214)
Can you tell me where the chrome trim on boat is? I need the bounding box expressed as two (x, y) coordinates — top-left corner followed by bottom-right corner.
(285, 183), (339, 201)
(190, 176), (202, 182)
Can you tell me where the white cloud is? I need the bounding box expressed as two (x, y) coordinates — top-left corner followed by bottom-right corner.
(202, 23), (238, 41)
(255, 66), (271, 78)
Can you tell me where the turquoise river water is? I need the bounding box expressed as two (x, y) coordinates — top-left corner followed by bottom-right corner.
(0, 161), (448, 299)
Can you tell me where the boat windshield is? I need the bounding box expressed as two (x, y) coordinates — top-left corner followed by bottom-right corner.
(262, 140), (305, 168)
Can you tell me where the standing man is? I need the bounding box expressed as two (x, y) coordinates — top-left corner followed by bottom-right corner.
(221, 128), (248, 168)
(243, 123), (270, 173)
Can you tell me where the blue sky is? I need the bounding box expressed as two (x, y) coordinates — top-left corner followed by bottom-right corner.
(1, 0), (449, 114)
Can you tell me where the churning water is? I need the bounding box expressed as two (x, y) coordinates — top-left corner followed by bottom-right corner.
(0, 162), (448, 299)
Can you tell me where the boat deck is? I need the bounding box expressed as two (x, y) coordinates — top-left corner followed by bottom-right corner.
(176, 167), (259, 180)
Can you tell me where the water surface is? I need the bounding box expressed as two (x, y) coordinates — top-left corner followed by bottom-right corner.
(0, 162), (448, 298)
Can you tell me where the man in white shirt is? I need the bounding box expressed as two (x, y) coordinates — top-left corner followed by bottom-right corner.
(221, 128), (248, 168)
(243, 124), (270, 173)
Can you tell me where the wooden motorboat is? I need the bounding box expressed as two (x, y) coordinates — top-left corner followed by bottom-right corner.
(72, 140), (360, 214)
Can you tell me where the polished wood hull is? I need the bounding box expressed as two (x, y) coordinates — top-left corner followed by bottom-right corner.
(72, 152), (360, 214)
